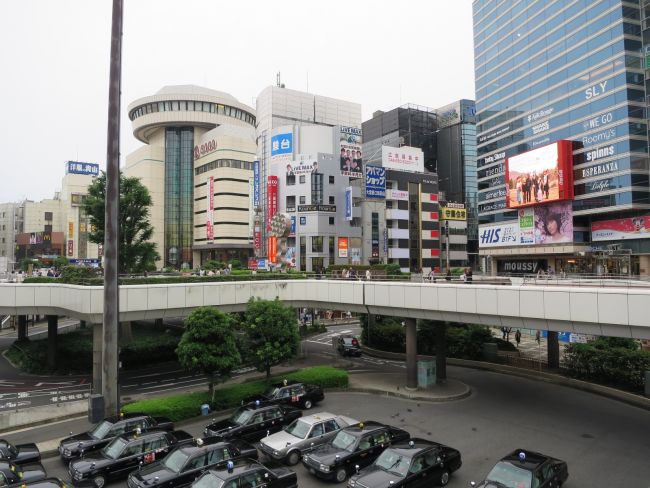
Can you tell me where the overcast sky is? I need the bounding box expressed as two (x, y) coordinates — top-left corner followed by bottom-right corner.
(0, 0), (475, 203)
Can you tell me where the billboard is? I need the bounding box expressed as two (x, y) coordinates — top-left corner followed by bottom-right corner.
(286, 159), (318, 175)
(382, 146), (424, 173)
(478, 222), (520, 248)
(267, 176), (278, 230)
(206, 176), (214, 242)
(338, 237), (349, 258)
(518, 208), (535, 245)
(592, 215), (650, 241)
(340, 126), (363, 178)
(365, 165), (386, 198)
(271, 133), (293, 157)
(440, 207), (467, 221)
(66, 161), (100, 176)
(253, 160), (260, 208)
(345, 187), (353, 221)
(505, 140), (573, 208)
(533, 201), (573, 244)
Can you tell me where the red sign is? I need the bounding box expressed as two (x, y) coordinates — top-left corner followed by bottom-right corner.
(430, 230), (440, 238)
(592, 215), (650, 241)
(430, 248), (440, 257)
(268, 237), (277, 264)
(506, 140), (574, 208)
(338, 237), (349, 258)
(254, 229), (261, 252)
(248, 258), (258, 270)
(206, 176), (214, 241)
(67, 240), (74, 257)
(193, 139), (217, 159)
(267, 176), (278, 231)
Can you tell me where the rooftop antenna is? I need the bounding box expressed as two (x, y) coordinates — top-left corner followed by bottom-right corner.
(277, 71), (285, 89)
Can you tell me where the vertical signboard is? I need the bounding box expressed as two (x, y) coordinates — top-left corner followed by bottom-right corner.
(339, 126), (363, 178)
(290, 216), (296, 236)
(518, 208), (534, 244)
(365, 165), (386, 198)
(267, 176), (278, 230)
(248, 178), (254, 243)
(206, 176), (214, 242)
(254, 227), (261, 253)
(271, 133), (293, 165)
(253, 160), (260, 208)
(68, 222), (74, 239)
(338, 237), (349, 258)
(268, 237), (277, 264)
(345, 186), (353, 221)
(67, 240), (74, 257)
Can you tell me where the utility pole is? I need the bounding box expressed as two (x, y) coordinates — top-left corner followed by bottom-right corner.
(102, 0), (123, 417)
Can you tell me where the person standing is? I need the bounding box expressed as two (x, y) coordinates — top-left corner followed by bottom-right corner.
(465, 267), (473, 283)
(365, 269), (371, 281)
(535, 330), (541, 344)
(445, 269), (452, 281)
(515, 329), (522, 348)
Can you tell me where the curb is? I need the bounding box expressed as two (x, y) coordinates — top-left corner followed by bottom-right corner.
(329, 386), (472, 403)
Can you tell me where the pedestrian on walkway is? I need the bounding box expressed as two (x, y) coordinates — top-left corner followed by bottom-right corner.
(501, 326), (507, 340)
(535, 330), (541, 344)
(515, 329), (521, 348)
(445, 269), (452, 281)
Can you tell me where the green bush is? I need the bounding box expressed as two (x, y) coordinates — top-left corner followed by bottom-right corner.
(24, 273), (308, 285)
(59, 265), (100, 283)
(563, 342), (650, 392)
(122, 366), (348, 421)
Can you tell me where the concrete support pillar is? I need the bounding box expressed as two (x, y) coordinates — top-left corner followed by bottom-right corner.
(435, 321), (447, 384)
(47, 315), (58, 370)
(547, 331), (560, 370)
(154, 318), (163, 328)
(640, 255), (650, 277)
(405, 318), (417, 390)
(80, 320), (87, 329)
(92, 323), (103, 395)
(367, 314), (374, 348)
(17, 315), (27, 342)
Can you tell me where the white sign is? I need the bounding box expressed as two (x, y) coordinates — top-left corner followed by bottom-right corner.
(386, 189), (409, 200)
(382, 146), (424, 173)
(478, 221), (520, 248)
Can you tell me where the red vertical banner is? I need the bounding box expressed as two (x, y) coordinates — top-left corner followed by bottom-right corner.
(254, 227), (261, 252)
(267, 176), (278, 231)
(268, 237), (277, 263)
(206, 176), (214, 241)
(67, 240), (74, 257)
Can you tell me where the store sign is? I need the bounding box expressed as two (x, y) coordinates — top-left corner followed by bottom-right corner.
(254, 229), (261, 252)
(267, 176), (278, 230)
(298, 204), (336, 212)
(478, 222), (519, 248)
(68, 222), (74, 239)
(497, 259), (547, 274)
(479, 187), (507, 202)
(257, 258), (268, 270)
(386, 189), (409, 200)
(440, 207), (467, 221)
(193, 139), (217, 159)
(365, 165), (386, 198)
(67, 240), (74, 256)
(271, 133), (292, 157)
(592, 215), (650, 241)
(286, 160), (318, 175)
(66, 161), (99, 176)
(338, 237), (349, 258)
(253, 161), (260, 208)
(382, 146), (424, 173)
(478, 151), (506, 168)
(345, 187), (353, 221)
(578, 160), (619, 179)
(518, 208), (535, 245)
(206, 176), (214, 241)
(340, 126), (363, 178)
(248, 258), (258, 270)
(69, 258), (100, 266)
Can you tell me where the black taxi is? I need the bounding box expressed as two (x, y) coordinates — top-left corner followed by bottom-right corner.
(127, 437), (258, 488)
(191, 460), (297, 488)
(68, 429), (193, 487)
(471, 449), (569, 488)
(0, 439), (41, 465)
(348, 438), (462, 488)
(243, 381), (324, 410)
(59, 413), (173, 462)
(203, 403), (302, 442)
(0, 460), (47, 486)
(302, 421), (410, 482)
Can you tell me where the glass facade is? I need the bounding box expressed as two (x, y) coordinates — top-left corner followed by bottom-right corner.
(129, 100), (256, 126)
(165, 127), (194, 268)
(474, 0), (649, 227)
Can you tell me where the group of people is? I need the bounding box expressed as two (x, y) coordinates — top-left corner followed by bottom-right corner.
(513, 169), (552, 205)
(425, 267), (473, 283)
(197, 267), (231, 277)
(339, 267), (372, 281)
(340, 148), (362, 172)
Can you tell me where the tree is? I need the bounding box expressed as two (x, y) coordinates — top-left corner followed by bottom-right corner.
(244, 298), (300, 379)
(53, 256), (69, 270)
(176, 307), (241, 399)
(83, 172), (159, 273)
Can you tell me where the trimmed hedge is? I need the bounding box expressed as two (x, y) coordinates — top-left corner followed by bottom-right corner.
(122, 366), (348, 422)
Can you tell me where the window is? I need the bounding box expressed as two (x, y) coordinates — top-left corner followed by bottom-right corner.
(329, 217), (335, 225)
(240, 470), (265, 488)
(312, 236), (323, 253)
(144, 436), (167, 451)
(286, 174), (296, 186)
(286, 196), (296, 209)
(208, 448), (231, 464)
(358, 435), (372, 451)
(329, 196), (335, 204)
(299, 175), (306, 184)
(324, 419), (340, 433)
(44, 212), (53, 221)
(187, 454), (208, 470)
(311, 173), (324, 204)
(329, 175), (335, 184)
(310, 423), (325, 437)
(122, 440), (144, 457)
(299, 196), (306, 205)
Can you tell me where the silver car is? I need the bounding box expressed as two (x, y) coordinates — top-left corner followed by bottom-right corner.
(260, 412), (358, 465)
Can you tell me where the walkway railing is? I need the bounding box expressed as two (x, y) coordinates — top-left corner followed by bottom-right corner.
(0, 383), (92, 413)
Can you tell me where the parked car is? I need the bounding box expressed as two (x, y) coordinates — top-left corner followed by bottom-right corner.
(347, 438), (462, 487)
(333, 336), (362, 357)
(0, 439), (41, 464)
(68, 429), (193, 487)
(470, 449), (568, 488)
(191, 460), (297, 488)
(0, 460), (47, 487)
(59, 413), (174, 463)
(302, 421), (410, 482)
(260, 412), (358, 465)
(20, 478), (69, 488)
(204, 404), (302, 443)
(243, 381), (324, 410)
(127, 437), (258, 488)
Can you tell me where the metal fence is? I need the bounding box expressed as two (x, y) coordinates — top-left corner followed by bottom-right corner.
(0, 383), (92, 413)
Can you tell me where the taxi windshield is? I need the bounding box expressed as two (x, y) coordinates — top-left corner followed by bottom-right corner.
(284, 419), (311, 439)
(375, 449), (410, 477)
(194, 473), (225, 488)
(231, 408), (254, 425)
(90, 420), (113, 440)
(162, 449), (190, 473)
(331, 431), (357, 452)
(102, 437), (128, 460)
(265, 387), (280, 398)
(486, 461), (533, 488)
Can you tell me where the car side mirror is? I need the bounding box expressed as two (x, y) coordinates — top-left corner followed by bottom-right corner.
(139, 461), (143, 471)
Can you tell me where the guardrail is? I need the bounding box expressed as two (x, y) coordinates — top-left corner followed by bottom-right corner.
(517, 274), (650, 288)
(0, 384), (92, 413)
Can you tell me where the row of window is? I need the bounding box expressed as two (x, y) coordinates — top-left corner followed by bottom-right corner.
(129, 100), (255, 126)
(286, 173), (336, 185)
(286, 195), (336, 206)
(195, 159), (254, 175)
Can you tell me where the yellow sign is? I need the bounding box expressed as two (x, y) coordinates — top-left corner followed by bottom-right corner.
(80, 222), (86, 233)
(68, 222), (74, 238)
(440, 207), (467, 221)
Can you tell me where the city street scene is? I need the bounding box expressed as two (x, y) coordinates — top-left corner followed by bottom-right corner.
(2, 1), (650, 488)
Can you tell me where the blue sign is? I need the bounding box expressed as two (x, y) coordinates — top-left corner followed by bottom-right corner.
(271, 133), (293, 157)
(253, 161), (260, 208)
(68, 258), (101, 267)
(542, 331), (571, 343)
(66, 161), (99, 176)
(299, 216), (306, 225)
(257, 259), (267, 270)
(365, 165), (386, 198)
(345, 187), (353, 221)
(290, 216), (296, 235)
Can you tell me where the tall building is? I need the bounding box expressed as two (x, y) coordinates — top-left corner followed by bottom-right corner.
(0, 203), (22, 271)
(473, 1), (650, 276)
(255, 85), (361, 260)
(125, 86), (257, 269)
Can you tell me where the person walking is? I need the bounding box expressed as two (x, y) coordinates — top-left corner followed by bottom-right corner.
(365, 269), (371, 281)
(535, 330), (541, 345)
(465, 267), (473, 283)
(445, 269), (452, 281)
(515, 329), (522, 348)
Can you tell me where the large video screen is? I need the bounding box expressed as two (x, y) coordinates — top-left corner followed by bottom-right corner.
(506, 140), (573, 208)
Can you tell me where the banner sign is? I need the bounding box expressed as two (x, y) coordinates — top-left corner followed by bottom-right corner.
(268, 237), (277, 264)
(67, 240), (74, 257)
(286, 160), (318, 175)
(254, 228), (261, 252)
(533, 201), (573, 244)
(253, 161), (260, 208)
(382, 146), (424, 173)
(298, 204), (336, 212)
(338, 237), (349, 258)
(479, 222), (520, 248)
(345, 187), (353, 221)
(68, 222), (74, 239)
(66, 161), (99, 176)
(440, 207), (467, 221)
(518, 208), (535, 245)
(592, 215), (650, 241)
(248, 258), (258, 270)
(290, 216), (296, 235)
(206, 177), (214, 241)
(365, 165), (386, 198)
(386, 189), (409, 200)
(340, 126), (363, 178)
(271, 133), (292, 157)
(267, 176), (278, 230)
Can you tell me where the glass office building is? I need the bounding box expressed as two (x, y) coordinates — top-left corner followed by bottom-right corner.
(474, 1), (650, 275)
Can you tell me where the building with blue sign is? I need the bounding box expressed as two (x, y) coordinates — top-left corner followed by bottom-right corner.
(474, 1), (650, 276)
